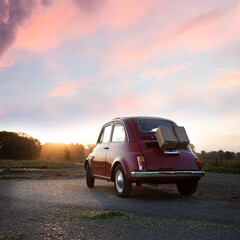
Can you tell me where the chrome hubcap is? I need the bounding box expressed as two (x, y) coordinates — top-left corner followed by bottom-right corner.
(115, 170), (124, 193)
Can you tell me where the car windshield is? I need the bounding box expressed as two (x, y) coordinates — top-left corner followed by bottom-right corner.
(137, 119), (173, 132)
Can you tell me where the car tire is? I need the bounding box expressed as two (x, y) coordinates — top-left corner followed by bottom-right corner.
(176, 180), (198, 196)
(86, 164), (95, 188)
(114, 165), (132, 198)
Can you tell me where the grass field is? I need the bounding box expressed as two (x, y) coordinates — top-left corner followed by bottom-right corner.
(202, 159), (240, 174)
(0, 159), (239, 175)
(0, 159), (82, 169)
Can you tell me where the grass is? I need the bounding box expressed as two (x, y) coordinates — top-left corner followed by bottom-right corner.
(55, 210), (135, 220)
(2, 168), (27, 174)
(54, 209), (238, 230)
(0, 159), (82, 169)
(202, 159), (240, 174)
(0, 167), (85, 180)
(149, 218), (232, 230)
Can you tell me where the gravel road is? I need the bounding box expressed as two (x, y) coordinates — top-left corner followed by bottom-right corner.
(0, 170), (239, 240)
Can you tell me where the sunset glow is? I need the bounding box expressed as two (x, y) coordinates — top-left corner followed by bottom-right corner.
(0, 0), (239, 152)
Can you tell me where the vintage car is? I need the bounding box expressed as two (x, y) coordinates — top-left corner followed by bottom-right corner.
(85, 117), (204, 198)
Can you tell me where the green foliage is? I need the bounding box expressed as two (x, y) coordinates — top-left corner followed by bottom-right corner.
(147, 218), (232, 230)
(224, 151), (233, 161)
(197, 150), (240, 162)
(0, 131), (42, 160)
(0, 159), (80, 168)
(54, 209), (236, 231)
(55, 210), (135, 220)
(201, 159), (240, 174)
(195, 149), (240, 174)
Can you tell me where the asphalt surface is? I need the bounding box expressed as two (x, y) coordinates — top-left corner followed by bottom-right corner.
(0, 171), (239, 239)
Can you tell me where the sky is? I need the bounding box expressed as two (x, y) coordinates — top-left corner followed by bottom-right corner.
(0, 0), (239, 152)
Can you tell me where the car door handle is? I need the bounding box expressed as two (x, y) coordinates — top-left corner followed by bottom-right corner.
(104, 147), (109, 150)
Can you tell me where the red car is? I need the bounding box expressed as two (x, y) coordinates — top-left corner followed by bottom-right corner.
(85, 117), (204, 198)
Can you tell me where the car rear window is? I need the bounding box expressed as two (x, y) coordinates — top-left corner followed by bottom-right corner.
(137, 119), (173, 132)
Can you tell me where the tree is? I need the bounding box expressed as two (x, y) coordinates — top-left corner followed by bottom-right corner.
(68, 143), (86, 162)
(200, 150), (207, 161)
(64, 145), (71, 162)
(0, 131), (42, 160)
(208, 151), (218, 161)
(86, 144), (95, 156)
(218, 150), (224, 165)
(224, 151), (233, 161)
(230, 152), (236, 160)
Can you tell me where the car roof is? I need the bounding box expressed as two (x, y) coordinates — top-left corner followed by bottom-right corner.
(112, 116), (174, 122)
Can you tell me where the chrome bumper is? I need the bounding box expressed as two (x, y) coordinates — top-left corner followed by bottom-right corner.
(131, 170), (205, 178)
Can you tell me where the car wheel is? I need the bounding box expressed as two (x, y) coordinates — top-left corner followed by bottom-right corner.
(176, 180), (198, 196)
(86, 164), (94, 188)
(114, 165), (132, 198)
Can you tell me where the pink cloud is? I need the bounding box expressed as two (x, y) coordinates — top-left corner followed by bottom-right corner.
(0, 59), (14, 69)
(49, 78), (88, 97)
(170, 4), (237, 53)
(101, 3), (237, 76)
(44, 107), (61, 116)
(2, 0), (237, 77)
(0, 108), (6, 116)
(0, 0), (37, 57)
(112, 92), (167, 116)
(101, 47), (151, 77)
(14, 0), (85, 52)
(98, 0), (152, 30)
(140, 62), (195, 80)
(113, 96), (139, 113)
(14, 0), (151, 52)
(6, 83), (28, 88)
(207, 70), (240, 89)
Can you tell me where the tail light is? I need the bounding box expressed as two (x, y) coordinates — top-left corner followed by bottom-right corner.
(195, 157), (201, 169)
(137, 156), (146, 171)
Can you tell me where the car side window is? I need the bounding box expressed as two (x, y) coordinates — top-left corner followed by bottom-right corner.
(112, 123), (126, 142)
(99, 125), (112, 143)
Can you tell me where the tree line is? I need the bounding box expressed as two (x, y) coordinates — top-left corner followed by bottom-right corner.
(189, 144), (240, 163)
(1, 131), (239, 163)
(0, 131), (42, 160)
(0, 130), (94, 162)
(196, 150), (240, 163)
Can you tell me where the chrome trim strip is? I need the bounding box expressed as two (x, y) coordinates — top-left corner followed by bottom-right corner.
(92, 174), (111, 180)
(164, 150), (180, 155)
(131, 171), (205, 178)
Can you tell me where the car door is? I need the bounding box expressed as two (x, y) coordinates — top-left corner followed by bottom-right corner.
(91, 123), (112, 177)
(105, 122), (127, 178)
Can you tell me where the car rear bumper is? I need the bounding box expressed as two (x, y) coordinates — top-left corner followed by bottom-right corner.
(131, 170), (205, 178)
